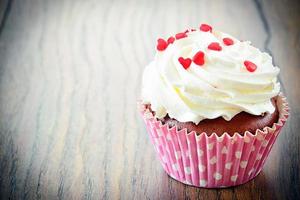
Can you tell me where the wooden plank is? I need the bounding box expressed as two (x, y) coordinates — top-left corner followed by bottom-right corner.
(0, 0), (8, 23)
(0, 0), (299, 199)
(260, 1), (300, 200)
(0, 0), (9, 34)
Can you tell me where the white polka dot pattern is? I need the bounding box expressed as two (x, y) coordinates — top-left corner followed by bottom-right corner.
(240, 161), (248, 168)
(200, 179), (207, 187)
(197, 149), (203, 156)
(172, 163), (179, 171)
(235, 151), (242, 159)
(166, 134), (172, 141)
(256, 154), (262, 160)
(221, 146), (228, 154)
(198, 164), (206, 172)
(207, 143), (214, 150)
(209, 156), (217, 165)
(225, 162), (232, 170)
(214, 172), (222, 180)
(231, 175), (238, 182)
(184, 167), (191, 174)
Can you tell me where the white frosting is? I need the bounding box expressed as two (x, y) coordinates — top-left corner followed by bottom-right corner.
(142, 29), (280, 124)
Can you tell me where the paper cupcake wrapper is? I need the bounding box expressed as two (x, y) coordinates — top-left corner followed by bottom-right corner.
(139, 94), (289, 188)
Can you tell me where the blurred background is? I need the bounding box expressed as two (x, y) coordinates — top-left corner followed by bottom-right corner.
(0, 0), (299, 199)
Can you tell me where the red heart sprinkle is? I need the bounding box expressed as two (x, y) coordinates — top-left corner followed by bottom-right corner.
(193, 51), (205, 66)
(244, 60), (257, 72)
(208, 42), (222, 51)
(175, 32), (187, 40)
(200, 24), (212, 32)
(167, 36), (175, 44)
(223, 37), (234, 46)
(178, 57), (192, 69)
(156, 38), (168, 51)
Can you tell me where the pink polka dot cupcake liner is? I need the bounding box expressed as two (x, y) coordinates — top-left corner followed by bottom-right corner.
(139, 94), (289, 188)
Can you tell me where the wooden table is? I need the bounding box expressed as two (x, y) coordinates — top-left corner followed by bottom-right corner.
(0, 0), (299, 199)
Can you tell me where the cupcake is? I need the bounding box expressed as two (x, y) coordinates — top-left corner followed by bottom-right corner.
(139, 23), (289, 188)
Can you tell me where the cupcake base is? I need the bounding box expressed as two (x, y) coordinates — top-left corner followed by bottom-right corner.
(167, 168), (261, 188)
(139, 94), (289, 188)
(167, 171), (260, 188)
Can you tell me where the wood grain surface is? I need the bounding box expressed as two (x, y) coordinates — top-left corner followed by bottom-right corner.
(0, 0), (299, 199)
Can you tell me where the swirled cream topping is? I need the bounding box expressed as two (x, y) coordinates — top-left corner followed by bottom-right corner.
(142, 25), (280, 124)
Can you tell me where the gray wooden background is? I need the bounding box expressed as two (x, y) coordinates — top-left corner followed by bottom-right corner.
(0, 0), (299, 199)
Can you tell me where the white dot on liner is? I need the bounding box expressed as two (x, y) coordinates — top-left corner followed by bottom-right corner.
(199, 179), (207, 187)
(198, 164), (206, 172)
(217, 137), (224, 142)
(225, 162), (232, 170)
(208, 143), (214, 150)
(166, 134), (172, 141)
(157, 129), (163, 136)
(231, 175), (238, 182)
(221, 146), (228, 154)
(172, 163), (179, 171)
(213, 172), (222, 180)
(235, 151), (242, 159)
(262, 140), (268, 147)
(240, 161), (248, 168)
(256, 154), (262, 160)
(184, 167), (191, 174)
(209, 156), (217, 165)
(162, 156), (167, 163)
(197, 149), (204, 156)
(175, 151), (181, 160)
(251, 146), (256, 152)
(154, 138), (160, 145)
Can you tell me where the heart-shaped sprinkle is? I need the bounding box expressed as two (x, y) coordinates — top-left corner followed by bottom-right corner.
(244, 60), (257, 72)
(175, 32), (187, 40)
(167, 36), (175, 44)
(156, 38), (168, 51)
(193, 51), (205, 66)
(178, 57), (192, 69)
(200, 24), (212, 32)
(223, 37), (234, 46)
(208, 42), (222, 51)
